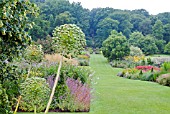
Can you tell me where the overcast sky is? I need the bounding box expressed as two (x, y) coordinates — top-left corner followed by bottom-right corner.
(69, 0), (170, 15)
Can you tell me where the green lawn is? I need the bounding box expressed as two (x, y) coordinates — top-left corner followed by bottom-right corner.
(19, 54), (170, 114)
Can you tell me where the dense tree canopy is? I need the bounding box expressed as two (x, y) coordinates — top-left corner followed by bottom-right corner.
(138, 35), (159, 55)
(28, 0), (170, 54)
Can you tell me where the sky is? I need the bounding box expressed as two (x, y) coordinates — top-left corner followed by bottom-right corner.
(69, 0), (170, 15)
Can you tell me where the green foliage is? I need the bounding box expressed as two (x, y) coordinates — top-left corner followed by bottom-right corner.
(129, 32), (144, 47)
(56, 87), (74, 111)
(147, 58), (154, 65)
(28, 1), (170, 51)
(138, 35), (158, 55)
(152, 20), (164, 40)
(129, 46), (143, 56)
(30, 0), (90, 41)
(0, 1), (38, 113)
(52, 24), (86, 56)
(0, 0), (38, 61)
(164, 42), (170, 54)
(102, 30), (130, 61)
(140, 72), (155, 81)
(19, 77), (50, 112)
(155, 39), (166, 53)
(24, 44), (44, 63)
(0, 84), (12, 114)
(129, 32), (159, 55)
(120, 66), (160, 82)
(163, 24), (170, 43)
(138, 18), (152, 35)
(79, 60), (89, 66)
(35, 35), (55, 54)
(161, 62), (170, 72)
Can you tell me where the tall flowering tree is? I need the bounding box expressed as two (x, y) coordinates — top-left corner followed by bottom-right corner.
(45, 24), (86, 113)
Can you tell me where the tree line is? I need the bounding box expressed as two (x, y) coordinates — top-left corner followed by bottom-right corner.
(30, 0), (170, 54)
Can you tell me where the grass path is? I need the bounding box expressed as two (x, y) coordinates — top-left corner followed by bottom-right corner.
(89, 54), (170, 114)
(19, 54), (170, 114)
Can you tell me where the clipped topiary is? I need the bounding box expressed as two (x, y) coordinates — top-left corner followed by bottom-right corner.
(19, 77), (50, 113)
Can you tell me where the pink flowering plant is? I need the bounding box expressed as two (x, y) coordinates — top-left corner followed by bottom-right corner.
(66, 77), (91, 111)
(136, 65), (160, 72)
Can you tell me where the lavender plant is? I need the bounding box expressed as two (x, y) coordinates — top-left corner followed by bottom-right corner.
(66, 77), (91, 111)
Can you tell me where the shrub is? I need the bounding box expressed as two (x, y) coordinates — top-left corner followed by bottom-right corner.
(147, 57), (154, 65)
(0, 84), (12, 114)
(110, 56), (145, 68)
(129, 46), (143, 56)
(161, 62), (170, 72)
(140, 72), (155, 81)
(35, 35), (55, 54)
(24, 44), (44, 64)
(121, 68), (140, 79)
(19, 77), (50, 113)
(102, 30), (130, 61)
(119, 66), (160, 81)
(156, 74), (170, 86)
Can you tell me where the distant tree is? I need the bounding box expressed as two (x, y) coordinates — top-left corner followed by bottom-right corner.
(164, 42), (170, 54)
(55, 11), (74, 26)
(155, 39), (166, 53)
(88, 7), (116, 47)
(131, 14), (145, 32)
(29, 16), (50, 40)
(139, 19), (152, 35)
(157, 12), (170, 25)
(129, 32), (144, 47)
(102, 30), (130, 61)
(96, 18), (119, 47)
(163, 24), (170, 43)
(132, 9), (150, 17)
(109, 11), (133, 37)
(152, 20), (164, 40)
(138, 35), (158, 55)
